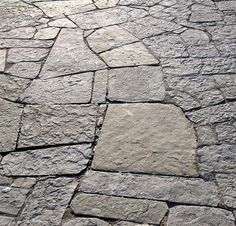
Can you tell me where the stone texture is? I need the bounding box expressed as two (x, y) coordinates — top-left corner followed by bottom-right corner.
(34, 27), (60, 40)
(95, 0), (119, 8)
(40, 29), (106, 79)
(0, 39), (53, 48)
(63, 218), (110, 226)
(0, 49), (6, 72)
(0, 27), (35, 39)
(195, 125), (218, 146)
(217, 1), (236, 11)
(93, 104), (198, 176)
(216, 122), (236, 144)
(79, 171), (220, 206)
(71, 193), (168, 224)
(108, 66), (165, 102)
(114, 221), (153, 226)
(48, 18), (77, 28)
(12, 178), (36, 189)
(19, 73), (93, 104)
(167, 205), (235, 226)
(18, 104), (97, 148)
(16, 177), (77, 226)
(100, 42), (159, 67)
(0, 216), (14, 226)
(190, 7), (222, 22)
(0, 99), (23, 153)
(1, 144), (92, 176)
(92, 70), (107, 103)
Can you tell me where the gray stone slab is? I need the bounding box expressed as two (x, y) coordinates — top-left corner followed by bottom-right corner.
(79, 171), (220, 206)
(48, 18), (77, 28)
(0, 215), (15, 226)
(0, 27), (36, 39)
(95, 0), (119, 8)
(217, 1), (236, 11)
(0, 49), (6, 72)
(92, 70), (107, 104)
(34, 27), (60, 40)
(0, 39), (53, 48)
(62, 218), (109, 226)
(11, 178), (36, 189)
(71, 193), (168, 224)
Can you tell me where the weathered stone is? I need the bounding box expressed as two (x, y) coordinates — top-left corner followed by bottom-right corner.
(92, 70), (107, 103)
(217, 1), (236, 11)
(48, 18), (77, 28)
(20, 73), (93, 104)
(0, 99), (23, 153)
(0, 176), (12, 186)
(0, 73), (31, 101)
(108, 66), (165, 102)
(0, 39), (53, 48)
(16, 177), (77, 226)
(93, 104), (198, 176)
(0, 27), (36, 39)
(8, 48), (49, 63)
(95, 0), (119, 8)
(0, 49), (6, 72)
(1, 144), (92, 176)
(100, 42), (159, 67)
(215, 123), (236, 144)
(0, 216), (15, 226)
(197, 144), (236, 174)
(71, 193), (168, 224)
(196, 125), (218, 146)
(119, 0), (161, 7)
(190, 7), (222, 22)
(18, 104), (97, 148)
(40, 29), (106, 79)
(79, 171), (220, 206)
(87, 25), (138, 53)
(6, 62), (41, 79)
(180, 29), (210, 46)
(216, 174), (236, 208)
(0, 186), (29, 216)
(114, 221), (153, 226)
(62, 218), (109, 226)
(34, 27), (60, 40)
(12, 178), (36, 189)
(167, 205), (235, 226)
(35, 0), (95, 17)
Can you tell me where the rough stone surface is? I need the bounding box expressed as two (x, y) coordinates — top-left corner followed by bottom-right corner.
(167, 205), (235, 226)
(18, 104), (97, 148)
(79, 171), (220, 206)
(11, 178), (36, 189)
(108, 66), (165, 102)
(71, 193), (168, 224)
(0, 39), (53, 48)
(0, 216), (14, 225)
(0, 49), (6, 72)
(95, 0), (119, 9)
(48, 18), (77, 28)
(114, 221), (153, 226)
(62, 218), (110, 226)
(20, 73), (93, 104)
(0, 27), (36, 39)
(93, 104), (198, 176)
(34, 27), (60, 40)
(92, 70), (107, 103)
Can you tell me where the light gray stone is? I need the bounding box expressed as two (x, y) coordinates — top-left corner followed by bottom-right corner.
(108, 66), (165, 102)
(93, 104), (198, 177)
(114, 221), (153, 226)
(0, 216), (14, 226)
(0, 99), (23, 153)
(48, 18), (77, 28)
(196, 125), (217, 146)
(119, 0), (161, 7)
(100, 42), (159, 67)
(217, 1), (236, 11)
(20, 73), (93, 104)
(0, 176), (12, 186)
(35, 27), (60, 40)
(12, 178), (36, 189)
(62, 218), (109, 226)
(95, 0), (119, 8)
(79, 171), (220, 206)
(16, 177), (77, 226)
(1, 144), (92, 176)
(167, 205), (235, 226)
(92, 70), (107, 103)
(71, 193), (168, 224)
(0, 49), (6, 72)
(180, 29), (210, 46)
(0, 39), (53, 48)
(215, 123), (236, 144)
(0, 27), (36, 39)
(40, 29), (106, 79)
(190, 7), (222, 22)
(18, 104), (97, 148)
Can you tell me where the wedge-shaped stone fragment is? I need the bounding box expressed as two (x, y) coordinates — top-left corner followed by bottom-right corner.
(20, 73), (93, 104)
(63, 218), (110, 226)
(35, 27), (60, 40)
(16, 177), (77, 226)
(87, 25), (138, 53)
(93, 104), (198, 176)
(0, 99), (23, 153)
(71, 193), (168, 224)
(100, 43), (159, 67)
(0, 49), (6, 72)
(167, 205), (235, 226)
(1, 144), (92, 176)
(40, 29), (106, 79)
(18, 104), (97, 148)
(108, 67), (165, 102)
(48, 18), (77, 28)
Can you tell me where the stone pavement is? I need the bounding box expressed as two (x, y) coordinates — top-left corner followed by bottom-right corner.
(0, 0), (235, 225)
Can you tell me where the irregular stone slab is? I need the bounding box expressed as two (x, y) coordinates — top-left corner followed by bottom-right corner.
(119, 0), (161, 7)
(180, 29), (210, 46)
(18, 104), (97, 148)
(40, 29), (106, 79)
(35, 0), (95, 18)
(95, 0), (119, 8)
(69, 6), (148, 29)
(2, 144), (92, 176)
(0, 216), (14, 226)
(190, 7), (222, 22)
(71, 193), (168, 224)
(93, 104), (198, 176)
(100, 43), (159, 67)
(195, 125), (217, 146)
(48, 18), (77, 28)
(216, 174), (236, 208)
(217, 1), (236, 11)
(6, 62), (41, 79)
(79, 171), (220, 206)
(215, 122), (236, 144)
(92, 70), (107, 104)
(108, 66), (165, 102)
(197, 144), (236, 174)
(114, 221), (153, 226)
(12, 178), (36, 189)
(87, 25), (138, 53)
(0, 73), (31, 101)
(20, 73), (93, 104)
(167, 205), (235, 226)
(34, 27), (60, 40)
(0, 186), (29, 216)
(0, 27), (36, 39)
(63, 218), (109, 226)
(8, 48), (49, 63)
(16, 177), (77, 226)
(0, 39), (53, 48)
(0, 99), (23, 153)
(0, 49), (6, 71)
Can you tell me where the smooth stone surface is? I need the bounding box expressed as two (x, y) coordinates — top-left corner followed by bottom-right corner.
(79, 171), (220, 206)
(62, 218), (110, 226)
(71, 193), (168, 224)
(1, 144), (92, 176)
(92, 70), (107, 103)
(108, 66), (165, 102)
(100, 42), (159, 67)
(40, 29), (106, 79)
(0, 99), (23, 153)
(0, 49), (6, 71)
(18, 104), (97, 148)
(34, 27), (60, 40)
(167, 205), (235, 226)
(93, 104), (198, 177)
(20, 73), (93, 104)
(16, 177), (77, 226)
